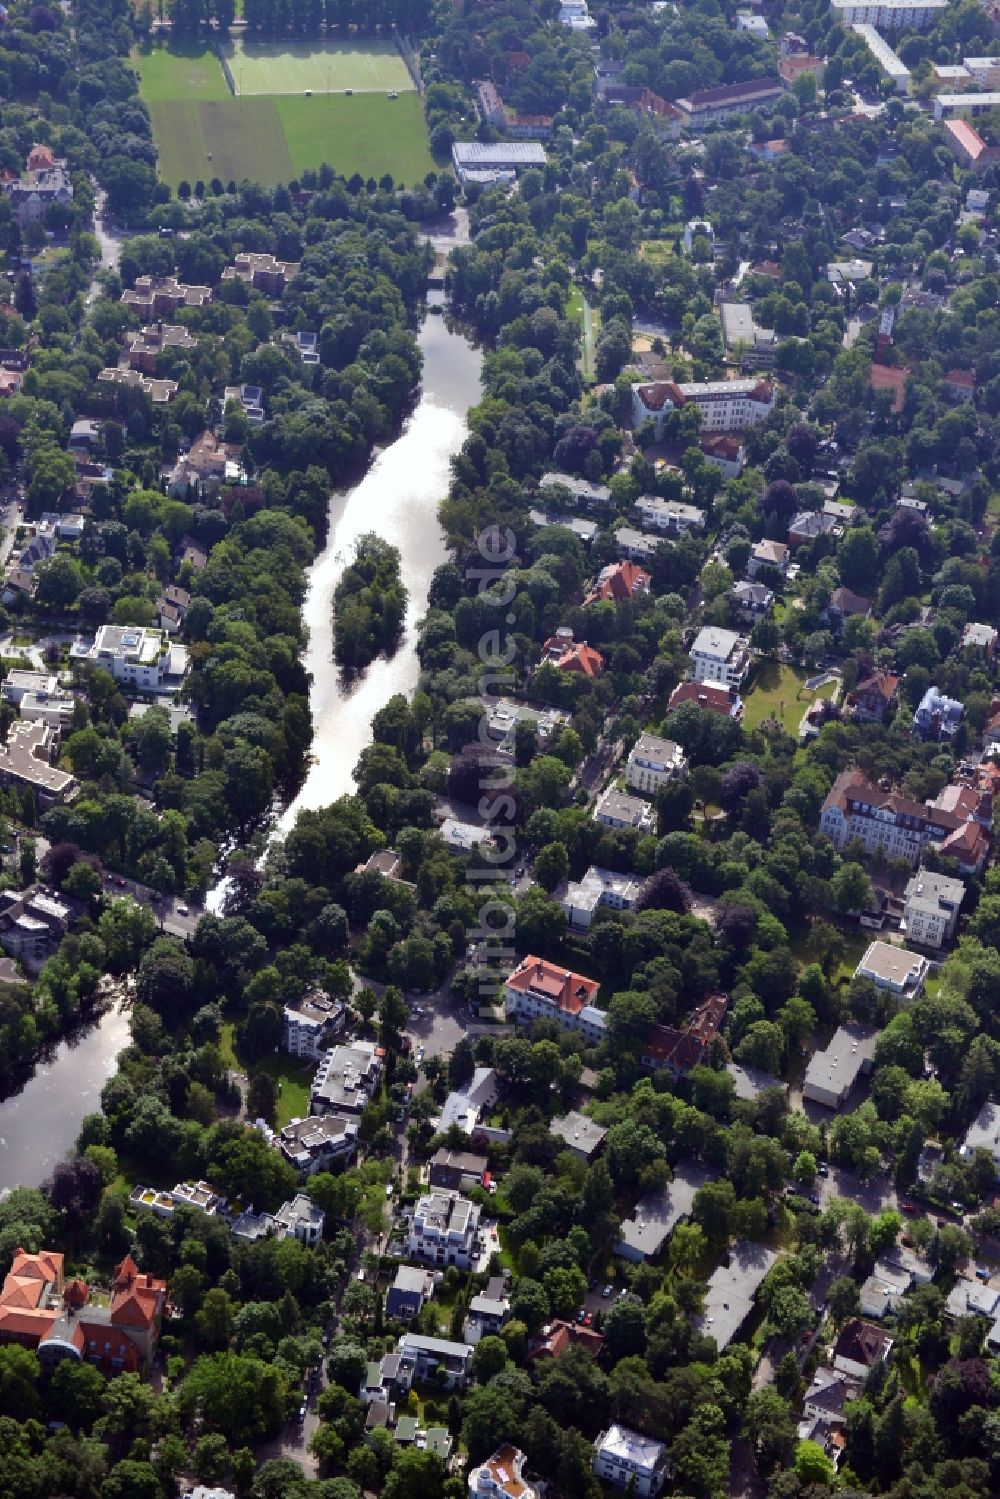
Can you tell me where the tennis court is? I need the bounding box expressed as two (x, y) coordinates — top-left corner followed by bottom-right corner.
(222, 38), (414, 95)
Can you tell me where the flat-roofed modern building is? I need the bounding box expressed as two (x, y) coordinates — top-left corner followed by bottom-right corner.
(854, 940), (929, 1000)
(934, 91), (1000, 117)
(851, 24), (910, 92)
(559, 865), (645, 931)
(831, 0), (946, 26)
(614, 1163), (716, 1261)
(901, 870), (965, 949)
(695, 1240), (778, 1349)
(452, 141), (546, 183)
(803, 1024), (878, 1109)
(720, 302), (779, 366)
(690, 626), (753, 689)
(626, 734), (687, 795)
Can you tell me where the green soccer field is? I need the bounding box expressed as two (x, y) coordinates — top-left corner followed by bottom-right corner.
(149, 91), (433, 188)
(222, 37), (414, 95)
(150, 97), (294, 188)
(133, 43), (231, 102)
(277, 93), (434, 180)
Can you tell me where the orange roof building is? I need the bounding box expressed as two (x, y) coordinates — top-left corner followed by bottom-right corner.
(504, 956), (605, 1043)
(584, 560), (651, 606)
(668, 680), (744, 719)
(0, 1248), (165, 1375)
(26, 143), (55, 172)
(641, 992), (729, 1076)
(869, 362), (908, 414)
(942, 117), (1000, 173)
(527, 1319), (605, 1361)
(539, 629), (604, 677)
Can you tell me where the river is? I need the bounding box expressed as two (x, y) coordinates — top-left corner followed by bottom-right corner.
(0, 1004), (132, 1191)
(0, 289), (481, 1188)
(276, 294), (482, 825)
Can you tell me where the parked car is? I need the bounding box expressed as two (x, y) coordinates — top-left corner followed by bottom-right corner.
(601, 1284), (613, 1298)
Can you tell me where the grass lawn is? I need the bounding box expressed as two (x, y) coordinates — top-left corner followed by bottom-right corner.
(742, 660), (838, 735)
(567, 283), (600, 382)
(219, 1022), (313, 1127)
(149, 91), (432, 187)
(133, 43), (230, 102)
(276, 92), (433, 181)
(223, 37), (413, 95)
(639, 239), (678, 269)
(149, 96), (292, 188)
(258, 1053), (313, 1127)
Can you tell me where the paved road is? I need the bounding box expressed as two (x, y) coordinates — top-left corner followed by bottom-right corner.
(0, 490), (23, 569)
(100, 870), (201, 940)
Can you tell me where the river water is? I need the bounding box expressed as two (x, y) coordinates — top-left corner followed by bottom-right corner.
(0, 291), (481, 1188)
(276, 295), (482, 825)
(0, 1005), (132, 1191)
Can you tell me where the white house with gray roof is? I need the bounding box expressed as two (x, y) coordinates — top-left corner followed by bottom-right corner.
(960, 1099), (1000, 1176)
(408, 1188), (482, 1269)
(901, 869), (965, 948)
(593, 1424), (668, 1497)
(854, 941), (929, 1000)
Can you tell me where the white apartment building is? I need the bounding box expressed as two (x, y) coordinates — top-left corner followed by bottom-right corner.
(632, 378), (775, 438)
(396, 1332), (474, 1390)
(559, 866), (645, 931)
(279, 1114), (358, 1175)
(851, 24), (910, 92)
(282, 991), (345, 1060)
(933, 90), (1000, 118)
(82, 625), (188, 691)
(408, 1188), (482, 1269)
(901, 870), (965, 949)
(537, 471), (612, 511)
(626, 733), (687, 795)
(736, 10), (769, 36)
(689, 626), (752, 689)
(309, 1040), (382, 1115)
(854, 941), (929, 1001)
(1, 669), (59, 707)
(593, 1425), (668, 1497)
(819, 770), (976, 867)
(720, 302), (778, 367)
(634, 496), (706, 534)
(593, 785), (658, 835)
(469, 1447), (538, 1499)
(830, 0), (947, 26)
(18, 689), (75, 731)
